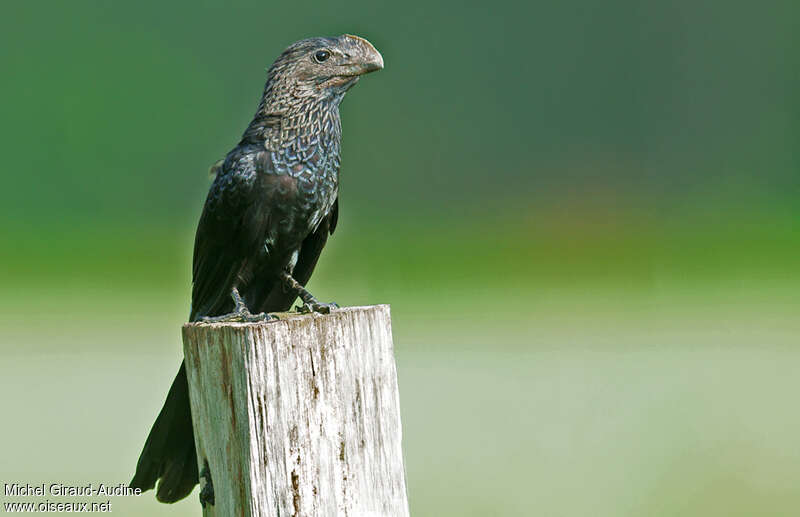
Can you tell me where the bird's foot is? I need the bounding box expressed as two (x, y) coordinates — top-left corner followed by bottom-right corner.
(297, 301), (339, 314)
(201, 287), (274, 323)
(281, 272), (338, 314)
(199, 462), (215, 508)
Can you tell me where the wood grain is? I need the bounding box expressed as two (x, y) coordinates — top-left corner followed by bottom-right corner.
(182, 305), (409, 516)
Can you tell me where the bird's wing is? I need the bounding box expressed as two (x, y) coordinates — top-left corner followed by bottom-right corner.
(189, 159), (272, 321)
(255, 198), (338, 313)
(294, 197), (338, 285)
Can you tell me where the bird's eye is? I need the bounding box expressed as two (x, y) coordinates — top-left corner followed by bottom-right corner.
(313, 50), (331, 63)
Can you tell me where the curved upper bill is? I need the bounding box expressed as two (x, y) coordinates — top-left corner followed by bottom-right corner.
(341, 34), (384, 75)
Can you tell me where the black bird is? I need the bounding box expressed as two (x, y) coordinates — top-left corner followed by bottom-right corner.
(130, 35), (383, 504)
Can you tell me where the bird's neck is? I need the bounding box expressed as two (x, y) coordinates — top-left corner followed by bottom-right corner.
(242, 94), (343, 157)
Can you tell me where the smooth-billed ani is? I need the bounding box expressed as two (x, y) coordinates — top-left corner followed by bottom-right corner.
(130, 34), (383, 504)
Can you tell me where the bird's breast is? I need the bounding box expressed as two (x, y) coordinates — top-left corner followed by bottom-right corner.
(264, 143), (340, 235)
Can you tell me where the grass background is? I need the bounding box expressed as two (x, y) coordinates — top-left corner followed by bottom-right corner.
(2, 0), (799, 514)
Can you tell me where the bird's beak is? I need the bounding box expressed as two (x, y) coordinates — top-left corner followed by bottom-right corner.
(342, 34), (384, 75)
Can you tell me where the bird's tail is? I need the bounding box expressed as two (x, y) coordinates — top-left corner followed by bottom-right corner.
(130, 361), (199, 503)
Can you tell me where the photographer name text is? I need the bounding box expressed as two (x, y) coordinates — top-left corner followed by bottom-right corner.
(4, 483), (140, 498)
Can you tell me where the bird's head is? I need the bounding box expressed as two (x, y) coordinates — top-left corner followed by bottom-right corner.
(266, 35), (384, 104)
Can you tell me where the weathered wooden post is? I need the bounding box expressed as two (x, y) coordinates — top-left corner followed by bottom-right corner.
(182, 305), (409, 516)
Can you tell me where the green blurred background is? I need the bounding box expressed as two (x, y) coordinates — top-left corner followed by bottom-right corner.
(1, 0), (798, 515)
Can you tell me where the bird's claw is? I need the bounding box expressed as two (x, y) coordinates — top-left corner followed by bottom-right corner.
(201, 287), (275, 323)
(201, 311), (274, 323)
(297, 302), (339, 314)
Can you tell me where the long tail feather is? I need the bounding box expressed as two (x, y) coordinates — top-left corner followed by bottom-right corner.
(130, 362), (198, 503)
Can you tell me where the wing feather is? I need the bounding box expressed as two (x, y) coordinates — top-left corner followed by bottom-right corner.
(189, 159), (270, 321)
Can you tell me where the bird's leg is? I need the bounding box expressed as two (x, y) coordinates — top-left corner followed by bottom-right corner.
(199, 461), (215, 508)
(201, 287), (274, 323)
(281, 272), (338, 314)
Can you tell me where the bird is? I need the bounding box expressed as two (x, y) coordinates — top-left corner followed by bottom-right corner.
(129, 34), (383, 505)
